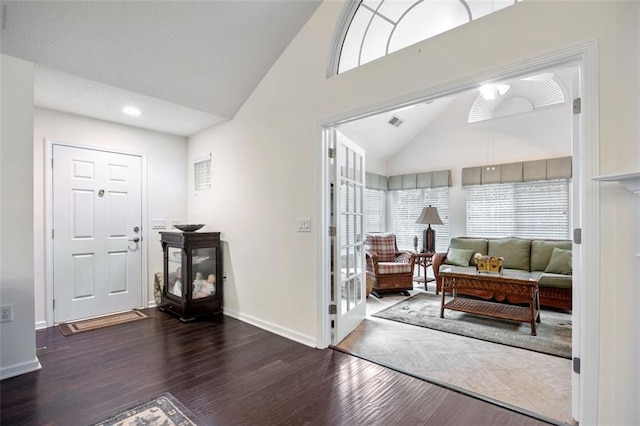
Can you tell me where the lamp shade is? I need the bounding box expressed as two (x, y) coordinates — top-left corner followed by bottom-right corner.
(415, 205), (443, 225)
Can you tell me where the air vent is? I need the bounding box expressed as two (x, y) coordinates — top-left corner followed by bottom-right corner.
(388, 115), (404, 127)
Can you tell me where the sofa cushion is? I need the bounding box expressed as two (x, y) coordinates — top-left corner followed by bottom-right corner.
(444, 248), (475, 267)
(545, 247), (572, 275)
(488, 237), (531, 271)
(531, 240), (572, 272)
(450, 238), (488, 265)
(378, 262), (413, 274)
(539, 273), (573, 289)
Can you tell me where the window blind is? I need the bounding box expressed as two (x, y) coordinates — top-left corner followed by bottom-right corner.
(466, 179), (570, 239)
(194, 158), (211, 191)
(364, 188), (385, 234)
(391, 187), (450, 252)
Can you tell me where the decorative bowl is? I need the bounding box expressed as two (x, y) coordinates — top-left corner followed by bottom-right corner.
(173, 224), (205, 232)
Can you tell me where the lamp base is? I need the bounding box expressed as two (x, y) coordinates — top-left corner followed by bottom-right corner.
(422, 226), (436, 253)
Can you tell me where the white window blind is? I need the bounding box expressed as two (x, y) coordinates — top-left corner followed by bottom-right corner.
(391, 187), (449, 252)
(466, 180), (570, 239)
(364, 188), (385, 234)
(194, 158), (211, 191)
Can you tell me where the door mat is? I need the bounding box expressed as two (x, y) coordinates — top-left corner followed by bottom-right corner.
(57, 310), (149, 336)
(90, 392), (202, 426)
(373, 293), (572, 358)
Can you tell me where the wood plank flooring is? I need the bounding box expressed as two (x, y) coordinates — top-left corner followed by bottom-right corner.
(1, 309), (552, 425)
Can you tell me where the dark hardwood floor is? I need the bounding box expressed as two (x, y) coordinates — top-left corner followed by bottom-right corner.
(0, 309), (552, 425)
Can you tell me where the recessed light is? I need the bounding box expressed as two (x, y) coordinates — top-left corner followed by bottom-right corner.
(123, 106), (141, 116)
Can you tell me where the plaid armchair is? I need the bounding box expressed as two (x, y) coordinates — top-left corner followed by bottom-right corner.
(365, 233), (416, 298)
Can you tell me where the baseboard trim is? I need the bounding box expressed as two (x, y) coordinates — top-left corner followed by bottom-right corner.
(35, 321), (48, 330)
(0, 357), (42, 380)
(148, 300), (158, 309)
(223, 307), (316, 348)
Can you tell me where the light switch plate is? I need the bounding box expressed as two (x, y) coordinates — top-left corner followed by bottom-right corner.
(152, 219), (166, 229)
(297, 218), (311, 232)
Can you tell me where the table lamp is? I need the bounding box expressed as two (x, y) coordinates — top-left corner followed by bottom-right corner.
(415, 205), (443, 253)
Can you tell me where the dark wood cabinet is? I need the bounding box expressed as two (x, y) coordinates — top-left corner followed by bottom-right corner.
(159, 231), (222, 322)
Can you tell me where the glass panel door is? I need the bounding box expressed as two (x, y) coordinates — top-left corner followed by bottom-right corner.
(333, 131), (366, 344)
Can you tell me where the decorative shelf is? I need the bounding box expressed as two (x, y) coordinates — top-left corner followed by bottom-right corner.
(592, 172), (640, 195)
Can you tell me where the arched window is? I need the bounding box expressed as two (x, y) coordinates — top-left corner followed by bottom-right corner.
(333, 0), (519, 75)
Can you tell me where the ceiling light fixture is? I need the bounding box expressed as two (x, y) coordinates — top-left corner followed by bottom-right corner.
(123, 106), (141, 116)
(480, 85), (496, 100)
(496, 84), (510, 96)
(480, 84), (510, 100)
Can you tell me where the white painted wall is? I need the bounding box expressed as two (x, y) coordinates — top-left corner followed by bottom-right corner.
(187, 1), (639, 424)
(33, 108), (188, 325)
(387, 89), (573, 238)
(0, 55), (41, 379)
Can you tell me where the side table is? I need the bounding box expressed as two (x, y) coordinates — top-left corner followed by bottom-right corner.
(413, 252), (436, 293)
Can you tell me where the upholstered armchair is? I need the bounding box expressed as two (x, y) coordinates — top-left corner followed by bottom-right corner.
(365, 233), (416, 298)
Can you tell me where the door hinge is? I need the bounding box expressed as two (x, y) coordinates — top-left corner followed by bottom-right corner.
(53, 299), (55, 310)
(573, 228), (582, 245)
(573, 357), (580, 374)
(52, 229), (54, 239)
(328, 148), (335, 159)
(328, 304), (337, 315)
(51, 158), (54, 169)
(573, 97), (581, 114)
(328, 226), (336, 237)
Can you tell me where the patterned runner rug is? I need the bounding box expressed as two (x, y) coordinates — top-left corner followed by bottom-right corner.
(91, 393), (201, 426)
(57, 310), (149, 336)
(373, 293), (571, 358)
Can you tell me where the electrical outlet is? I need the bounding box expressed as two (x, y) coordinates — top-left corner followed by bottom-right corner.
(0, 304), (13, 323)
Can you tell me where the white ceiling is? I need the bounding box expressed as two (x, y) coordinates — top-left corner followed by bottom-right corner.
(0, 0), (322, 136)
(337, 98), (455, 166)
(338, 66), (576, 165)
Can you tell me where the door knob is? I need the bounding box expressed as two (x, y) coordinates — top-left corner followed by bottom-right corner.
(128, 237), (140, 243)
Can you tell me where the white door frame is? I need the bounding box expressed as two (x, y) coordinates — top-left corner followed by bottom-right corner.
(44, 140), (149, 327)
(317, 40), (600, 423)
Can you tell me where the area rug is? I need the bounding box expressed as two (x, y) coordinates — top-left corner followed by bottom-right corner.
(373, 293), (571, 358)
(91, 393), (201, 426)
(57, 310), (149, 336)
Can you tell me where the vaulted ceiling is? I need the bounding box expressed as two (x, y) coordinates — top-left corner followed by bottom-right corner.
(1, 1), (574, 165)
(0, 1), (322, 136)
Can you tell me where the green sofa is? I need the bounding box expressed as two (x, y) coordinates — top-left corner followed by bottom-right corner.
(432, 237), (572, 311)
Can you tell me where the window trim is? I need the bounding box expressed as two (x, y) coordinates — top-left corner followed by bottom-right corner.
(330, 0), (519, 76)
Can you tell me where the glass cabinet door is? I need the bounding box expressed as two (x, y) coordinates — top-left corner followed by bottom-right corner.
(167, 247), (184, 298)
(191, 247), (217, 299)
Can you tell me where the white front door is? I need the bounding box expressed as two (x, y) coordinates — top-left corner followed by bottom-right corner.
(332, 131), (367, 344)
(53, 144), (143, 323)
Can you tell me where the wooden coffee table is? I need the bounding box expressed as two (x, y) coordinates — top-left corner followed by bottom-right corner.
(439, 266), (541, 336)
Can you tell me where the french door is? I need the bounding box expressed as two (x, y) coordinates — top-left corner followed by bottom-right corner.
(331, 131), (367, 344)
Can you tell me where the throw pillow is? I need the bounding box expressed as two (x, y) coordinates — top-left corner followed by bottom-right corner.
(545, 247), (572, 275)
(450, 238), (488, 265)
(444, 248), (475, 267)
